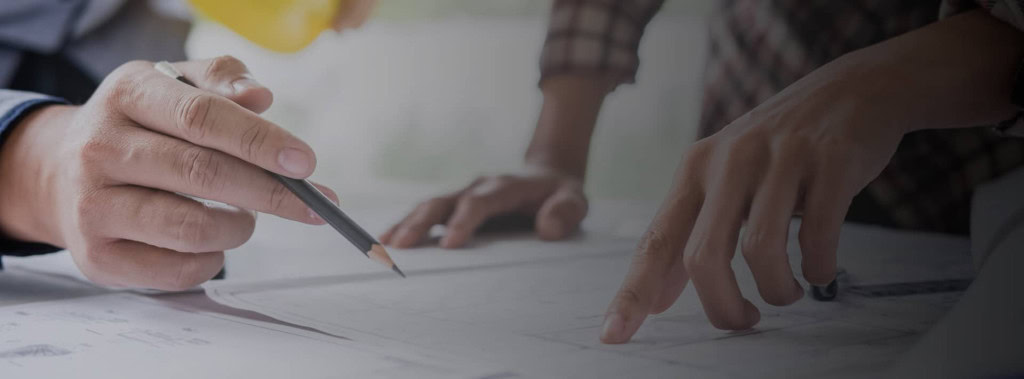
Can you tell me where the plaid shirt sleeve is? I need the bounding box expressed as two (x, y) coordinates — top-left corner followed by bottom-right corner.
(941, 0), (1024, 136)
(539, 0), (665, 88)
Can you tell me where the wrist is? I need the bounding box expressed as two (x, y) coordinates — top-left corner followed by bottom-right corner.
(850, 10), (1024, 134)
(0, 105), (76, 246)
(525, 74), (615, 179)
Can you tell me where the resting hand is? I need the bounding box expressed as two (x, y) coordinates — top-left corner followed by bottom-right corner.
(381, 167), (587, 249)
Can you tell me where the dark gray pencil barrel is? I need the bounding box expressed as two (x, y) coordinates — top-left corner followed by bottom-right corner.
(274, 174), (376, 254)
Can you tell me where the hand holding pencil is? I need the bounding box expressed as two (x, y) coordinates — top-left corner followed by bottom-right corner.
(155, 60), (404, 277)
(0, 56), (400, 292)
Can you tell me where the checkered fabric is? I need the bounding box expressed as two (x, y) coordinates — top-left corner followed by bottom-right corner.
(539, 0), (665, 86)
(540, 0), (1024, 235)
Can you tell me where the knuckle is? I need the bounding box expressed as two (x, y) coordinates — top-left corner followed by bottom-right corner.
(776, 135), (817, 168)
(415, 197), (448, 213)
(459, 193), (488, 210)
(776, 133), (812, 155)
(638, 228), (674, 257)
(683, 251), (716, 277)
(426, 196), (452, 207)
(681, 143), (712, 174)
(265, 182), (292, 214)
(814, 135), (848, 155)
(174, 205), (215, 250)
(118, 60), (154, 73)
(678, 145), (718, 188)
(633, 229), (681, 267)
(179, 147), (223, 194)
(77, 136), (117, 173)
(176, 93), (216, 140)
(412, 200), (434, 213)
(205, 55), (246, 78)
(616, 287), (644, 308)
(740, 228), (778, 261)
(99, 61), (149, 108)
(238, 121), (269, 163)
(720, 136), (764, 170)
(72, 191), (104, 231)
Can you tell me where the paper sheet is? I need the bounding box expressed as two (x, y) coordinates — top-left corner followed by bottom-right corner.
(207, 224), (974, 379)
(0, 293), (503, 378)
(0, 266), (110, 307)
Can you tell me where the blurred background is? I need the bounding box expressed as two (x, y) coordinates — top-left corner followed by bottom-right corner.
(186, 0), (713, 205)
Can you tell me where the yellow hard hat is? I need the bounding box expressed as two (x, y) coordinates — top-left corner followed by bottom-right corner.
(188, 0), (376, 53)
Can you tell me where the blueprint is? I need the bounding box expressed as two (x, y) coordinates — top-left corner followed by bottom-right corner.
(0, 294), (503, 379)
(207, 225), (974, 379)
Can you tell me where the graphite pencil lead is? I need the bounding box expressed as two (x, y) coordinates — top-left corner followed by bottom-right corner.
(368, 244), (403, 274)
(392, 265), (406, 278)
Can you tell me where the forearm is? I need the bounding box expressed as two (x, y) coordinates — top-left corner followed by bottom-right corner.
(525, 74), (615, 179)
(848, 9), (1024, 133)
(529, 0), (666, 178)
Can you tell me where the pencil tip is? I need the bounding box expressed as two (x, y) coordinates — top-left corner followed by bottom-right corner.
(392, 265), (406, 278)
(369, 244), (404, 276)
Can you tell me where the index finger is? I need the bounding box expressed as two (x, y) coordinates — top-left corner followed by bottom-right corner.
(601, 185), (701, 344)
(108, 61), (316, 179)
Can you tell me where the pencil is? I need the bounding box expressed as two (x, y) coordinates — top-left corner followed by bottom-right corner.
(154, 61), (405, 278)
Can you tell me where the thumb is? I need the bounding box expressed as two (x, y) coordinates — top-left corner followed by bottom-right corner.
(171, 56), (274, 114)
(534, 185), (588, 240)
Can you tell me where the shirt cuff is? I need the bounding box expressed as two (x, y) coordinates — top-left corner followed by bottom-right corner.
(0, 90), (68, 257)
(538, 0), (664, 89)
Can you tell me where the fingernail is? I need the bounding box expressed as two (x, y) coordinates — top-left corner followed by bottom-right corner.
(601, 313), (625, 343)
(278, 148), (312, 177)
(231, 78), (263, 94)
(308, 208), (324, 224)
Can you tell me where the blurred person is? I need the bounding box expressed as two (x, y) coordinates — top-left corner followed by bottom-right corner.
(0, 0), (373, 290)
(384, 0), (1024, 342)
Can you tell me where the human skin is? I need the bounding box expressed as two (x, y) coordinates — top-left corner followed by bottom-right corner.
(385, 9), (1024, 340)
(0, 57), (338, 291)
(601, 9), (1024, 342)
(380, 74), (616, 249)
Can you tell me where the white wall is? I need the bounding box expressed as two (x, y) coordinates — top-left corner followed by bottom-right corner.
(187, 0), (712, 203)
